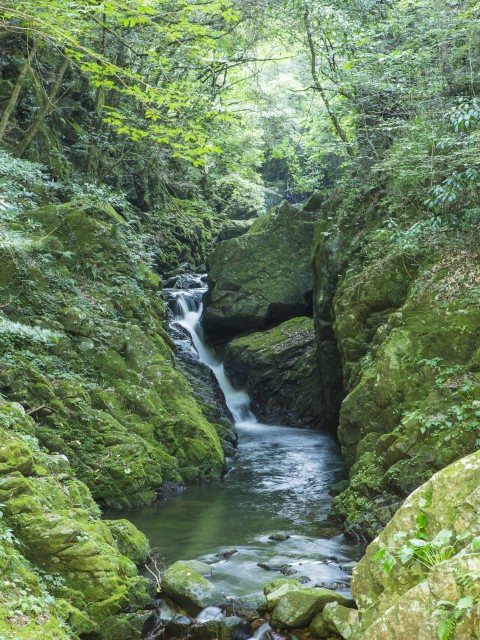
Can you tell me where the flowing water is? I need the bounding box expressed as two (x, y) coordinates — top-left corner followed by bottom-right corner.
(109, 280), (362, 599)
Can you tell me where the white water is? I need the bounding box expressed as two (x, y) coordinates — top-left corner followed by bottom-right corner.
(170, 290), (256, 426)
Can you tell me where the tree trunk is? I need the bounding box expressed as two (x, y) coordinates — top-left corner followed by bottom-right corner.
(0, 40), (39, 144)
(303, 10), (352, 156)
(14, 56), (69, 158)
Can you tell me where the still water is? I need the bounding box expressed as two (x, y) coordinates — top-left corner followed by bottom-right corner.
(109, 285), (361, 597)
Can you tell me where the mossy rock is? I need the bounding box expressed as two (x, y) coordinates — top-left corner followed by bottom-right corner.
(203, 200), (320, 335)
(161, 562), (227, 615)
(352, 450), (480, 639)
(224, 317), (323, 427)
(271, 588), (352, 629)
(104, 519), (150, 566)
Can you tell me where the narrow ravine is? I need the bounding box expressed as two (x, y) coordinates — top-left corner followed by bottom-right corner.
(117, 281), (362, 599)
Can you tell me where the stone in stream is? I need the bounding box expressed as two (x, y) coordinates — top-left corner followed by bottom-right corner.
(268, 532), (291, 541)
(265, 582), (301, 610)
(174, 559), (213, 576)
(161, 563), (226, 615)
(216, 548), (238, 558)
(165, 613), (192, 637)
(225, 593), (268, 620)
(186, 616), (253, 640)
(270, 588), (354, 629)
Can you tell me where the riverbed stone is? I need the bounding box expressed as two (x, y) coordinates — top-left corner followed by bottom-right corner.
(225, 593), (268, 620)
(264, 579), (302, 597)
(266, 582), (302, 609)
(271, 588), (352, 629)
(162, 563), (227, 614)
(203, 201), (320, 334)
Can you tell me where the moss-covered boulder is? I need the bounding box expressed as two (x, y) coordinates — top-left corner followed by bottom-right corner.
(104, 519), (150, 566)
(224, 317), (323, 426)
(0, 202), (229, 508)
(203, 201), (320, 335)
(271, 588), (352, 629)
(161, 563), (227, 614)
(0, 402), (153, 638)
(351, 450), (480, 639)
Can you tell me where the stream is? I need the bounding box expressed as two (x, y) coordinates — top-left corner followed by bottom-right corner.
(109, 279), (362, 601)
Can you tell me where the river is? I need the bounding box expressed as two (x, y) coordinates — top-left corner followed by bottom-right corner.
(109, 281), (361, 599)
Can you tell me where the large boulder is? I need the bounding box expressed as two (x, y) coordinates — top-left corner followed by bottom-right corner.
(351, 450), (480, 639)
(161, 563), (227, 614)
(271, 588), (352, 629)
(203, 201), (320, 335)
(224, 317), (323, 427)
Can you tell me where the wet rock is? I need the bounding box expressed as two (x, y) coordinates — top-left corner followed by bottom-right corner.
(166, 614), (192, 637)
(224, 317), (323, 427)
(161, 563), (226, 615)
(186, 616), (252, 640)
(174, 560), (213, 576)
(266, 582), (301, 610)
(269, 532), (291, 541)
(225, 594), (267, 620)
(264, 579), (301, 597)
(271, 588), (353, 629)
(278, 566), (298, 577)
(257, 561), (290, 572)
(216, 548), (238, 558)
(314, 582), (347, 591)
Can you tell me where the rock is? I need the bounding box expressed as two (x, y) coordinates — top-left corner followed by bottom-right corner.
(268, 532), (291, 541)
(187, 616), (252, 640)
(271, 588), (352, 629)
(314, 582), (347, 591)
(224, 317), (323, 426)
(166, 614), (192, 636)
(321, 602), (358, 639)
(216, 548), (238, 558)
(203, 201), (320, 335)
(104, 519), (150, 565)
(217, 219), (256, 242)
(161, 563), (226, 615)
(266, 582), (301, 610)
(264, 579), (301, 597)
(257, 561), (290, 572)
(312, 202), (480, 537)
(309, 611), (331, 638)
(349, 450), (480, 639)
(174, 560), (213, 576)
(225, 594), (267, 620)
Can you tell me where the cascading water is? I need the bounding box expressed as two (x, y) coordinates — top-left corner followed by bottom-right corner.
(170, 288), (255, 425)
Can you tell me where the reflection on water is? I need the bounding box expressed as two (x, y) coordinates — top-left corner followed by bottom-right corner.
(106, 286), (363, 596)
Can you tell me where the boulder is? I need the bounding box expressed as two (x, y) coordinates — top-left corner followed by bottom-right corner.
(321, 602), (358, 639)
(203, 201), (320, 335)
(161, 563), (226, 614)
(225, 593), (267, 620)
(224, 317), (323, 426)
(271, 588), (352, 629)
(352, 450), (480, 639)
(104, 519), (150, 565)
(217, 219), (256, 242)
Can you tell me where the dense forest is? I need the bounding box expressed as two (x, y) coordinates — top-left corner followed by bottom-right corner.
(0, 1), (479, 639)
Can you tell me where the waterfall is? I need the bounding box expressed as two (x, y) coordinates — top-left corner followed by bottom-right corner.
(169, 289), (256, 426)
